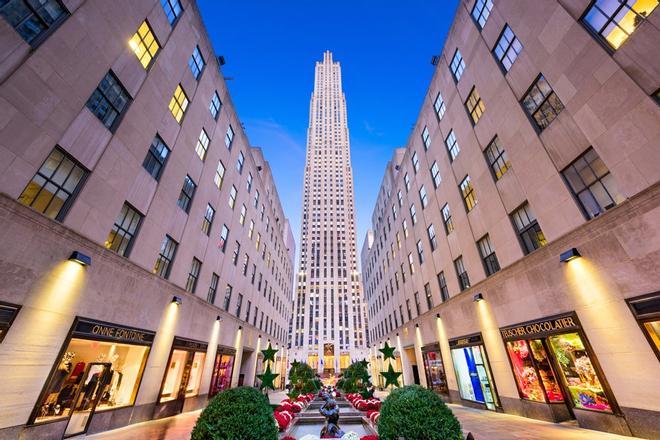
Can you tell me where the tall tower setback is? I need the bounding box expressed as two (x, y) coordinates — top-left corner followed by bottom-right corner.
(291, 51), (368, 373)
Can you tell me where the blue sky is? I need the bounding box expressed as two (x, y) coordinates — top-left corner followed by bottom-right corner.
(197, 0), (459, 260)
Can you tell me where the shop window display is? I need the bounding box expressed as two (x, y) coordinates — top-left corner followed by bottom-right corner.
(160, 349), (205, 402)
(449, 335), (498, 411)
(422, 347), (448, 394)
(210, 352), (234, 397)
(506, 340), (563, 403)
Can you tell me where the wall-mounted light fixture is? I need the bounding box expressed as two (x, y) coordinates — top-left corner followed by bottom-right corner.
(396, 333), (399, 337)
(69, 251), (91, 266)
(560, 248), (581, 263)
(238, 325), (242, 330)
(216, 315), (222, 321)
(415, 323), (419, 328)
(172, 295), (182, 306)
(436, 313), (440, 319)
(473, 293), (484, 302)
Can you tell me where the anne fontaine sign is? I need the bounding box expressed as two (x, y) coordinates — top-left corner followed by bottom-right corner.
(500, 313), (580, 341)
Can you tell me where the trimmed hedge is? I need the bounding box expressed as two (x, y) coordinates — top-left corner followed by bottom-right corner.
(191, 387), (278, 440)
(377, 385), (462, 440)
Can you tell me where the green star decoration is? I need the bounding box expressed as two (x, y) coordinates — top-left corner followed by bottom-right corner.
(380, 363), (402, 388)
(358, 359), (369, 369)
(257, 364), (279, 391)
(261, 343), (278, 363)
(379, 342), (396, 361)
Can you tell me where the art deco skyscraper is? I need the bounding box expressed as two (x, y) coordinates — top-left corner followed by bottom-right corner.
(291, 51), (367, 373)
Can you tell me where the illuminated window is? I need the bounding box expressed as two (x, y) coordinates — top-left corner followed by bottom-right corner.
(455, 256), (470, 291)
(408, 252), (415, 274)
(484, 136), (511, 180)
(219, 224), (229, 252)
(195, 129), (210, 161)
(445, 130), (460, 161)
(522, 74), (564, 131)
(202, 203), (215, 235)
(86, 71), (131, 132)
(185, 258), (202, 293)
(169, 84), (189, 123)
(154, 235), (177, 279)
(465, 86), (485, 125)
(471, 0), (493, 29)
(177, 175), (196, 213)
(582, 0), (657, 50)
(421, 126), (431, 150)
(214, 160), (226, 189)
(430, 161), (442, 188)
(18, 147), (87, 221)
(105, 202), (142, 257)
(424, 282), (433, 309)
(416, 240), (424, 264)
(189, 45), (205, 80)
(450, 49), (465, 82)
(478, 235), (500, 276)
(402, 220), (409, 238)
(231, 241), (240, 265)
(442, 203), (454, 234)
(460, 176), (477, 212)
(239, 204), (247, 225)
(129, 21), (159, 69)
(562, 148), (624, 219)
(160, 0), (182, 25)
(225, 125), (235, 149)
(0, 0), (68, 45)
(511, 203), (547, 254)
(433, 92), (446, 120)
(209, 91), (222, 119)
(142, 135), (170, 181)
(493, 25), (522, 72)
(228, 185), (237, 209)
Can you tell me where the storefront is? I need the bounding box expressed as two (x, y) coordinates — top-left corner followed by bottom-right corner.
(627, 292), (660, 360)
(29, 317), (154, 437)
(0, 301), (20, 343)
(449, 333), (499, 410)
(158, 337), (207, 416)
(208, 346), (235, 398)
(421, 343), (449, 396)
(500, 312), (619, 423)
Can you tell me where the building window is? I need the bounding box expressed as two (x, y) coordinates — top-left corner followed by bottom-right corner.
(455, 257), (470, 291)
(430, 161), (441, 188)
(169, 84), (189, 123)
(414, 292), (421, 316)
(207, 273), (219, 304)
(409, 204), (417, 225)
(154, 235), (177, 279)
(582, 0), (658, 50)
(142, 135), (170, 181)
(160, 0), (182, 24)
(437, 271), (449, 302)
(185, 258), (202, 293)
(404, 173), (411, 191)
(562, 148), (624, 219)
(228, 185), (237, 209)
(522, 74), (564, 131)
(471, 0), (493, 29)
(460, 175), (477, 212)
(225, 125), (235, 149)
(231, 241), (240, 265)
(478, 235), (500, 276)
(223, 284), (233, 311)
(18, 148), (87, 221)
(239, 204), (247, 225)
(105, 203), (142, 257)
(434, 92), (446, 120)
(421, 126), (431, 150)
(188, 45), (205, 79)
(427, 224), (437, 251)
(408, 252), (415, 274)
(416, 240), (424, 265)
(202, 203), (215, 235)
(494, 25), (523, 72)
(419, 185), (429, 209)
(441, 203), (454, 234)
(219, 224), (229, 252)
(397, 190), (403, 206)
(236, 151), (245, 174)
(209, 91), (222, 119)
(86, 71), (131, 132)
(511, 203), (547, 254)
(0, 0), (68, 45)
(129, 21), (160, 69)
(445, 130), (460, 161)
(235, 293), (243, 317)
(177, 175), (196, 213)
(450, 49), (465, 82)
(248, 220), (255, 239)
(406, 299), (412, 320)
(253, 190), (260, 208)
(242, 254), (249, 276)
(465, 86), (485, 125)
(214, 160), (226, 189)
(425, 283), (434, 310)
(484, 136), (511, 180)
(195, 129), (210, 161)
(246, 172), (253, 193)
(411, 151), (420, 173)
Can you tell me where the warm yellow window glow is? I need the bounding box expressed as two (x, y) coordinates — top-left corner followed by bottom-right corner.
(129, 21), (160, 69)
(169, 84), (189, 123)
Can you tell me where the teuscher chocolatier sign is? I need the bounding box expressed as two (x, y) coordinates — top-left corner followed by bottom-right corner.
(500, 313), (580, 341)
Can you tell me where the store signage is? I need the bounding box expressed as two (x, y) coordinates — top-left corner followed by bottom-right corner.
(173, 337), (208, 352)
(449, 333), (483, 348)
(73, 318), (155, 345)
(500, 313), (580, 341)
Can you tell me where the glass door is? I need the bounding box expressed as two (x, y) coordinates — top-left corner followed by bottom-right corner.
(63, 362), (112, 437)
(473, 346), (497, 410)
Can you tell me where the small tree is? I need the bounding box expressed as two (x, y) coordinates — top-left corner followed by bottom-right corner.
(338, 360), (372, 397)
(287, 361), (320, 398)
(377, 385), (462, 440)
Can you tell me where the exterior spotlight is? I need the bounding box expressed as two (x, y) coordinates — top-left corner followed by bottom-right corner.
(216, 315), (222, 321)
(436, 313), (440, 319)
(473, 293), (484, 302)
(415, 323), (419, 328)
(69, 251), (91, 266)
(172, 295), (182, 305)
(560, 248), (581, 263)
(396, 333), (399, 337)
(238, 325), (242, 330)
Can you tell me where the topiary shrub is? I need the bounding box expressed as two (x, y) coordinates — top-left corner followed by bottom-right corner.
(377, 385), (462, 440)
(191, 386), (278, 440)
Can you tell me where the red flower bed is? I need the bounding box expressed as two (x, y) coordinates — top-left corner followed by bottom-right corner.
(361, 436), (379, 440)
(274, 410), (293, 431)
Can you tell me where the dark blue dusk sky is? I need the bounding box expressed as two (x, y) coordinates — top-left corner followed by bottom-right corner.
(197, 0), (460, 258)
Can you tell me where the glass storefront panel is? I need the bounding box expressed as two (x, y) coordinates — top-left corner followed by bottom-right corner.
(548, 332), (611, 412)
(643, 320), (660, 353)
(506, 340), (545, 402)
(159, 346), (206, 402)
(450, 345), (497, 410)
(185, 351), (205, 397)
(529, 339), (563, 402)
(628, 293), (660, 360)
(160, 349), (188, 402)
(422, 349), (448, 394)
(209, 352), (234, 397)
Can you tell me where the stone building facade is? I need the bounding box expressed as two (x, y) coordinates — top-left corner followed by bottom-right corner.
(0, 0), (294, 437)
(362, 0), (659, 437)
